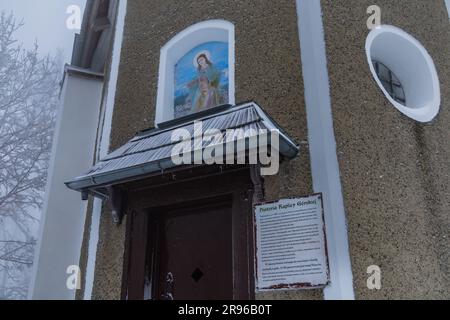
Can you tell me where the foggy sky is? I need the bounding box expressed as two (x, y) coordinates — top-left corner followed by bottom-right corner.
(0, 0), (86, 62)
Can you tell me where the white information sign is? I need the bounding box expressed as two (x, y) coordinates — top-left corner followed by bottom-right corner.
(255, 194), (329, 291)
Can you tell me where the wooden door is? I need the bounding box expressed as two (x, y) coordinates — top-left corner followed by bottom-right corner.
(122, 166), (256, 300)
(152, 201), (233, 300)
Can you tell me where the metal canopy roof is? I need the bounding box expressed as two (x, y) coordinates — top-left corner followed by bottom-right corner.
(65, 101), (299, 193)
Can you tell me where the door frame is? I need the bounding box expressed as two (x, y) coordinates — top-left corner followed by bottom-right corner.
(120, 165), (257, 300)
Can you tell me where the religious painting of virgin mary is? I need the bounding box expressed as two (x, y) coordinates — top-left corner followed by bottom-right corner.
(174, 42), (229, 118)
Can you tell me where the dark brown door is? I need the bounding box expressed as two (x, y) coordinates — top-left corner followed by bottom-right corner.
(123, 167), (256, 300)
(152, 201), (233, 300)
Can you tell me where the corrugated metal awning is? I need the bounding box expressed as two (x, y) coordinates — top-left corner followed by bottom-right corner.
(65, 101), (299, 194)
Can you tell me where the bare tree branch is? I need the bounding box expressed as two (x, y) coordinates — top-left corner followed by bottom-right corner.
(0, 11), (62, 300)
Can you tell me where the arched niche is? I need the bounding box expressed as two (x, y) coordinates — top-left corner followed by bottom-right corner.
(155, 20), (235, 125)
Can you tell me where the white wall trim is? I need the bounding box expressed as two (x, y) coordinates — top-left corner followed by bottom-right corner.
(28, 74), (103, 300)
(83, 0), (128, 300)
(155, 19), (235, 125)
(83, 198), (102, 300)
(296, 0), (355, 300)
(27, 81), (67, 299)
(98, 0), (127, 161)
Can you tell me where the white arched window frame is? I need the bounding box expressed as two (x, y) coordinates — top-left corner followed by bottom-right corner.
(155, 20), (235, 125)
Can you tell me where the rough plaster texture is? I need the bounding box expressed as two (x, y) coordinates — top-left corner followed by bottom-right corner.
(321, 0), (450, 299)
(92, 0), (319, 300)
(91, 206), (127, 300)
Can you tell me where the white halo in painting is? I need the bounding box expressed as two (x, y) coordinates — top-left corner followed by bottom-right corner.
(193, 50), (212, 68)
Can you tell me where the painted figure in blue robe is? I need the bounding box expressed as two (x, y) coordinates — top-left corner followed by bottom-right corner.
(187, 53), (222, 111)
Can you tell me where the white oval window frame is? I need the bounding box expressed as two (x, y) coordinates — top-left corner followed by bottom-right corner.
(365, 25), (440, 122)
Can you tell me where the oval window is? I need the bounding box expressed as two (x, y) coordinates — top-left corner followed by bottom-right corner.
(366, 25), (440, 122)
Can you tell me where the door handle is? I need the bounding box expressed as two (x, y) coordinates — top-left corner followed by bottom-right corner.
(161, 272), (174, 300)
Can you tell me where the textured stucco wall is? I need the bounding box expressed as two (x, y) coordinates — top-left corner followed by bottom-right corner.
(321, 0), (450, 299)
(92, 0), (318, 299)
(91, 207), (127, 300)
